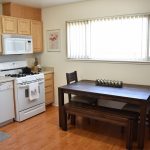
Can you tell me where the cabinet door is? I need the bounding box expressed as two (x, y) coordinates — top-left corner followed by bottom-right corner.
(31, 20), (43, 53)
(0, 17), (2, 34)
(0, 18), (2, 54)
(18, 18), (31, 35)
(2, 16), (17, 34)
(0, 35), (2, 54)
(0, 81), (15, 123)
(44, 73), (54, 105)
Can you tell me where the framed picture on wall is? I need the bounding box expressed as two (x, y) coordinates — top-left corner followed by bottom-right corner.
(47, 29), (61, 51)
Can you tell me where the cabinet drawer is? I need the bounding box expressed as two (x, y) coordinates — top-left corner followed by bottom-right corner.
(44, 73), (53, 80)
(45, 92), (54, 101)
(45, 86), (53, 93)
(45, 80), (53, 87)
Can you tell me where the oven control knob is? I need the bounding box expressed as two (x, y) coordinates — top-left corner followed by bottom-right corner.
(23, 82), (27, 85)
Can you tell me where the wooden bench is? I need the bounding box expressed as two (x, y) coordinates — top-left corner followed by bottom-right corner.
(62, 102), (139, 150)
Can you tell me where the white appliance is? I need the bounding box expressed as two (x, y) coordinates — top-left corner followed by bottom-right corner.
(0, 61), (46, 122)
(0, 81), (15, 126)
(2, 34), (33, 55)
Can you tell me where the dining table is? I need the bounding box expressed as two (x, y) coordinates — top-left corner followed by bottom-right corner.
(58, 80), (150, 150)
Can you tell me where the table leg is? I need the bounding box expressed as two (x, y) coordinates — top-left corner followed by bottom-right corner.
(61, 106), (67, 131)
(58, 88), (64, 128)
(138, 104), (147, 150)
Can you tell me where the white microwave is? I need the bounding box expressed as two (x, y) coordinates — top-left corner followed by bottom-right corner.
(2, 34), (33, 55)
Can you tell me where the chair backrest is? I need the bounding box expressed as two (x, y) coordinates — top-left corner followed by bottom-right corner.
(66, 71), (78, 102)
(66, 71), (78, 85)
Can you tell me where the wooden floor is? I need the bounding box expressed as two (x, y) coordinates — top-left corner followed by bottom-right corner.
(0, 106), (150, 150)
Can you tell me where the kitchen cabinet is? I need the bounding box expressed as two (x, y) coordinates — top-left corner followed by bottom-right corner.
(44, 72), (54, 105)
(0, 81), (14, 126)
(3, 2), (41, 21)
(0, 16), (43, 53)
(2, 16), (31, 35)
(0, 17), (2, 34)
(18, 18), (31, 35)
(0, 35), (2, 54)
(0, 19), (2, 54)
(31, 20), (43, 53)
(2, 16), (17, 34)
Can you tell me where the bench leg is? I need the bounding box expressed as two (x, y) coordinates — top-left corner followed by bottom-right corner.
(121, 126), (125, 135)
(126, 120), (134, 150)
(70, 114), (76, 125)
(147, 112), (150, 138)
(133, 118), (138, 142)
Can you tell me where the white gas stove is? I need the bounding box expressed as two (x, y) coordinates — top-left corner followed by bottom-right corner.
(0, 61), (46, 122)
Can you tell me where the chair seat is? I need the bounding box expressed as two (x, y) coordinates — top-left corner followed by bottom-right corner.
(71, 95), (97, 106)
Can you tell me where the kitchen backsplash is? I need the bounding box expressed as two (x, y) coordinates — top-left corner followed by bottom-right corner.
(0, 54), (41, 68)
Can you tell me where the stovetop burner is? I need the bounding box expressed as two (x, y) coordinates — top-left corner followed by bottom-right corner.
(5, 74), (26, 78)
(5, 72), (39, 78)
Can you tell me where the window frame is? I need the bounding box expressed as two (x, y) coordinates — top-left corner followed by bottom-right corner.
(66, 14), (150, 64)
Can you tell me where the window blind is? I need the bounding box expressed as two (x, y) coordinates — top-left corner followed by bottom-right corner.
(67, 15), (149, 61)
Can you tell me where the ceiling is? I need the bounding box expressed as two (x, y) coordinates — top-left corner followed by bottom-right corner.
(1, 0), (88, 8)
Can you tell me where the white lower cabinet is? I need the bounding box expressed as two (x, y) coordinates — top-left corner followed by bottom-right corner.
(0, 81), (14, 126)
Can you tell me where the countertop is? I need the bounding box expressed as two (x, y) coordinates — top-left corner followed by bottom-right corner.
(32, 66), (54, 74)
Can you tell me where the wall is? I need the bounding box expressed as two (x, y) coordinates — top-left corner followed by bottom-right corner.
(42, 0), (150, 106)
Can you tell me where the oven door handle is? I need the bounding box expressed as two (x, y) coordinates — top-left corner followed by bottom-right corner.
(18, 81), (44, 88)
(38, 81), (44, 84)
(18, 84), (28, 88)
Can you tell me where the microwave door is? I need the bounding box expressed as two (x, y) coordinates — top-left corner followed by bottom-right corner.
(2, 34), (33, 55)
(14, 39), (26, 54)
(3, 38), (15, 54)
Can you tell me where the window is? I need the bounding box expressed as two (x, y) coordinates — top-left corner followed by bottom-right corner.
(67, 15), (149, 62)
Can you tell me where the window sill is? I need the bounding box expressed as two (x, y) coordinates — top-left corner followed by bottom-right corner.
(66, 58), (150, 65)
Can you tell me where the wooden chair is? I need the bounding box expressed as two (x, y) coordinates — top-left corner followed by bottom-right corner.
(66, 71), (97, 106)
(66, 71), (97, 124)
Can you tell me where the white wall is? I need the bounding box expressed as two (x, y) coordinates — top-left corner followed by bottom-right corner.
(42, 0), (150, 106)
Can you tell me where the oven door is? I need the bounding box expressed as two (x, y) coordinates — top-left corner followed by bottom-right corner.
(16, 81), (45, 111)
